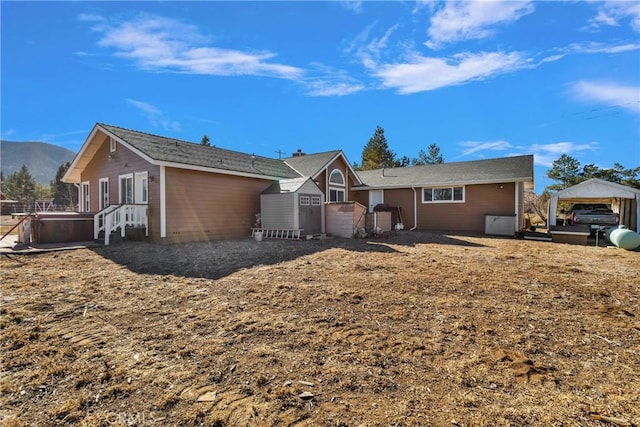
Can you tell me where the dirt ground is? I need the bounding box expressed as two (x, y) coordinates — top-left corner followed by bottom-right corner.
(1, 232), (639, 426)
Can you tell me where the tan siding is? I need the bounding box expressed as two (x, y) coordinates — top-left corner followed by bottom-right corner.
(381, 188), (416, 229)
(80, 131), (161, 238)
(261, 194), (295, 228)
(417, 183), (516, 232)
(164, 168), (272, 242)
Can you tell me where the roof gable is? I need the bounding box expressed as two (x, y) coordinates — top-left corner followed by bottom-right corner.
(284, 150), (362, 184)
(355, 155), (534, 189)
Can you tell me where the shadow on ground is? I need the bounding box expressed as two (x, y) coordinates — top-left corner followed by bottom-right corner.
(91, 231), (487, 280)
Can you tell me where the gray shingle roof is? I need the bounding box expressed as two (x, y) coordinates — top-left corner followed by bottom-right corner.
(262, 177), (309, 194)
(354, 155), (534, 188)
(283, 150), (342, 178)
(100, 123), (300, 179)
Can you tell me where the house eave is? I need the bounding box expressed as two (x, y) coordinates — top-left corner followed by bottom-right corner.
(352, 177), (534, 191)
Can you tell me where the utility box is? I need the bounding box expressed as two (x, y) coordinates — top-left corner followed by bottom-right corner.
(485, 214), (516, 236)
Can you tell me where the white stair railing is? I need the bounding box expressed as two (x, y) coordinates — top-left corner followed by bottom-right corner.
(97, 204), (148, 245)
(94, 205), (120, 240)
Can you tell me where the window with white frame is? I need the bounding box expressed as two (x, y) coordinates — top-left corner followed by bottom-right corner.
(300, 195), (310, 206)
(328, 169), (346, 202)
(119, 174), (134, 204)
(110, 137), (117, 152)
(81, 181), (90, 212)
(99, 178), (109, 210)
(422, 186), (465, 203)
(311, 196), (321, 206)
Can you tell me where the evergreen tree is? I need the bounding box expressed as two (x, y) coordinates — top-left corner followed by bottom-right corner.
(546, 154), (582, 191)
(413, 144), (444, 165)
(51, 162), (78, 208)
(201, 135), (211, 146)
(4, 164), (37, 209)
(359, 126), (397, 170)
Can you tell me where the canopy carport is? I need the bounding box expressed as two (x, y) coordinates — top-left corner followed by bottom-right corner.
(548, 178), (640, 231)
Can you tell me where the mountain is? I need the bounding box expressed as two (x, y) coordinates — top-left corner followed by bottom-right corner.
(1, 141), (76, 185)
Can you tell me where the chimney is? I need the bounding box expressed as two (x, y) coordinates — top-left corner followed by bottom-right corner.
(292, 148), (305, 157)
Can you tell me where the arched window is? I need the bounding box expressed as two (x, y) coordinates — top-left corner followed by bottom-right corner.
(328, 169), (345, 202)
(329, 169), (345, 185)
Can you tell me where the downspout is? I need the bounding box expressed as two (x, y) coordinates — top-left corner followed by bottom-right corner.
(410, 187), (418, 230)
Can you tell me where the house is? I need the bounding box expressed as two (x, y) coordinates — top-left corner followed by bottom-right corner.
(62, 124), (360, 243)
(352, 155), (534, 235)
(62, 123), (534, 244)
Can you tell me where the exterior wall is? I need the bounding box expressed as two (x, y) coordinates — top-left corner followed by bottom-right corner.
(380, 188), (416, 229)
(164, 167), (272, 242)
(80, 132), (161, 237)
(261, 193), (295, 229)
(325, 202), (366, 238)
(416, 182), (516, 233)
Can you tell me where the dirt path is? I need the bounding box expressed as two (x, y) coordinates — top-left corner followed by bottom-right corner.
(1, 232), (638, 426)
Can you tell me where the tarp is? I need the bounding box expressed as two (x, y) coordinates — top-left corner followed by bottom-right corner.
(548, 178), (640, 231)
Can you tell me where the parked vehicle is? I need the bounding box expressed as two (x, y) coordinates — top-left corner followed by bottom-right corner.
(569, 203), (619, 227)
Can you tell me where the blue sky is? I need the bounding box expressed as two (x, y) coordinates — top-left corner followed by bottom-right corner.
(1, 1), (639, 193)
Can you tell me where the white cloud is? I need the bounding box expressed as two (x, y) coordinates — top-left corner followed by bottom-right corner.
(568, 42), (640, 54)
(457, 139), (597, 167)
(87, 14), (304, 80)
(459, 140), (514, 156)
(589, 1), (640, 32)
(340, 1), (363, 14)
(530, 142), (597, 167)
(571, 81), (640, 113)
(126, 99), (181, 131)
(373, 51), (528, 94)
(425, 1), (535, 49)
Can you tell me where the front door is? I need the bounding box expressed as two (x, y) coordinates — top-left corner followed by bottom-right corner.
(134, 172), (148, 204)
(99, 178), (109, 210)
(369, 190), (384, 212)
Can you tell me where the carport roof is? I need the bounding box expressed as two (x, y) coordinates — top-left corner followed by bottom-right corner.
(554, 178), (640, 201)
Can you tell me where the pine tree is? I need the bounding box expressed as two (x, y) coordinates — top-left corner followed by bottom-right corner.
(4, 164), (37, 209)
(201, 135), (211, 146)
(413, 144), (444, 165)
(51, 162), (78, 208)
(359, 126), (397, 170)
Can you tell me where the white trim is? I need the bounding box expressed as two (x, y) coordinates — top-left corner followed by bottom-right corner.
(329, 169), (345, 185)
(411, 187), (418, 230)
(134, 171), (148, 204)
(160, 165), (166, 238)
(80, 181), (90, 212)
(514, 182), (520, 233)
(99, 178), (109, 210)
(110, 137), (116, 152)
(422, 186), (465, 203)
(118, 173), (134, 204)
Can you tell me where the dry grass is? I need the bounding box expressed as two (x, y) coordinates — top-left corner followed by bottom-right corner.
(1, 232), (639, 426)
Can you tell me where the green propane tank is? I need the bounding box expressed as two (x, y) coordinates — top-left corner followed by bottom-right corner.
(610, 227), (640, 250)
(606, 225), (627, 242)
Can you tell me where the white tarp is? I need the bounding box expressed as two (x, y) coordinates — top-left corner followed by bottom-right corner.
(548, 178), (640, 231)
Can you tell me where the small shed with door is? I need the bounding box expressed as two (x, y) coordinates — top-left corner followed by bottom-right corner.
(260, 177), (324, 235)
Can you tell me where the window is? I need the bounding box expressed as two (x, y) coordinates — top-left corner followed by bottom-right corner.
(311, 196), (321, 206)
(328, 169), (346, 202)
(81, 181), (90, 212)
(329, 169), (345, 185)
(329, 188), (345, 202)
(300, 195), (310, 206)
(99, 178), (109, 210)
(119, 174), (133, 204)
(422, 186), (464, 203)
(110, 137), (117, 152)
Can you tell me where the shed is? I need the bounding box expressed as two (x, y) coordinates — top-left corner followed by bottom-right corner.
(548, 178), (640, 232)
(260, 177), (324, 235)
